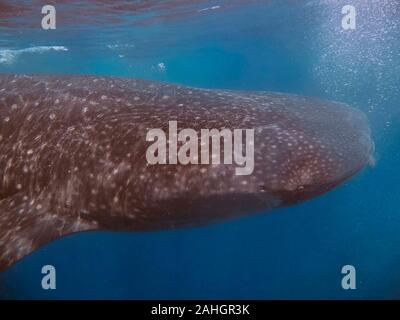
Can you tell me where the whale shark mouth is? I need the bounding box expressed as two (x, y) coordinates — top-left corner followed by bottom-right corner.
(90, 192), (283, 231)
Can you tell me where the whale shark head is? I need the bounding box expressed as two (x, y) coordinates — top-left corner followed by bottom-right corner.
(216, 93), (375, 207)
(97, 91), (374, 229)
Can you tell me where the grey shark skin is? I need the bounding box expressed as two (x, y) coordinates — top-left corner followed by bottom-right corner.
(0, 74), (373, 272)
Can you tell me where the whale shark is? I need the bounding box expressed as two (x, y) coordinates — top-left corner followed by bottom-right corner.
(0, 74), (374, 272)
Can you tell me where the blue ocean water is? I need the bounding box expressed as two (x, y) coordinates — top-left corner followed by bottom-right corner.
(0, 0), (399, 299)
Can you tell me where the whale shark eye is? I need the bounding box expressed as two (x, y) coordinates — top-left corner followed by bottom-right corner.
(297, 185), (305, 191)
(259, 185), (267, 192)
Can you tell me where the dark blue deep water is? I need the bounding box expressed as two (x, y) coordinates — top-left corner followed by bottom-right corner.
(0, 0), (399, 299)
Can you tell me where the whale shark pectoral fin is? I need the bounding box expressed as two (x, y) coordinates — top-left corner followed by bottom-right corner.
(0, 194), (96, 272)
(0, 194), (64, 272)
